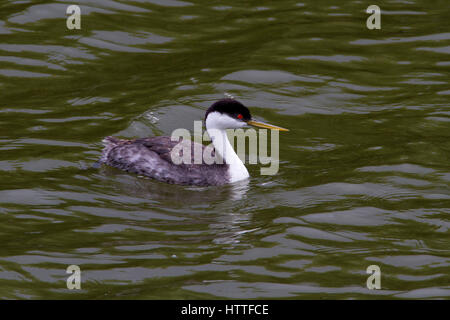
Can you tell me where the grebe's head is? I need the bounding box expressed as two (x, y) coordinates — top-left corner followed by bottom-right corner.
(205, 98), (289, 131)
(205, 99), (251, 130)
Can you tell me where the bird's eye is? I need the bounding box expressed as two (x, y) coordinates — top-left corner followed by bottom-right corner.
(237, 114), (243, 119)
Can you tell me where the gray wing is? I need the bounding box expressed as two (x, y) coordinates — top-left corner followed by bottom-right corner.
(101, 136), (229, 186)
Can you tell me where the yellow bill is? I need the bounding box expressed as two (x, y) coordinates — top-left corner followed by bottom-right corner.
(247, 120), (289, 131)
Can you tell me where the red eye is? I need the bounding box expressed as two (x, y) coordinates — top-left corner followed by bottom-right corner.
(237, 114), (243, 119)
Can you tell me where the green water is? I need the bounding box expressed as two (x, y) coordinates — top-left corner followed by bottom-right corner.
(0, 0), (449, 299)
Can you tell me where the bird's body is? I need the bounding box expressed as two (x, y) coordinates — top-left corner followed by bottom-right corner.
(99, 99), (288, 186)
(100, 135), (230, 186)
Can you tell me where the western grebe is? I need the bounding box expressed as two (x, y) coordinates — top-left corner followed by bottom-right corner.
(100, 98), (288, 186)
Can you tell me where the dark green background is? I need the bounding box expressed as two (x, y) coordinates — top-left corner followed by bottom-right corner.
(0, 0), (449, 299)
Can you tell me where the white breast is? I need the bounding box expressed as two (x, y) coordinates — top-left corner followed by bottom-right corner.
(227, 160), (250, 183)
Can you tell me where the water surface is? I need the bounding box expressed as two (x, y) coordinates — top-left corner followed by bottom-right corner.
(0, 0), (449, 299)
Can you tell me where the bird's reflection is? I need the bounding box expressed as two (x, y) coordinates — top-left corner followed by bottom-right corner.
(97, 166), (254, 246)
(98, 165), (249, 204)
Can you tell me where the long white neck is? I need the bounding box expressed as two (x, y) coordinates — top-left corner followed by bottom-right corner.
(206, 127), (249, 183)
